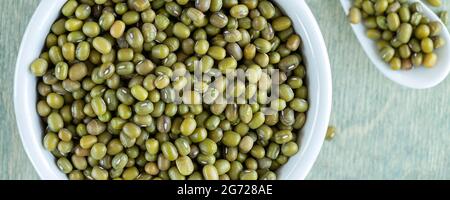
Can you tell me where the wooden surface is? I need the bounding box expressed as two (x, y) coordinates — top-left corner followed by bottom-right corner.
(1, 0), (449, 180)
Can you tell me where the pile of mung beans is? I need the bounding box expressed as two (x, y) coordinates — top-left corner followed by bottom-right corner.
(348, 0), (447, 70)
(29, 0), (309, 180)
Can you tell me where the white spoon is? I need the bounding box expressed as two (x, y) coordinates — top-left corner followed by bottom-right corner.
(340, 0), (450, 89)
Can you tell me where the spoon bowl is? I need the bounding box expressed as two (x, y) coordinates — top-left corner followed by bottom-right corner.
(340, 0), (450, 89)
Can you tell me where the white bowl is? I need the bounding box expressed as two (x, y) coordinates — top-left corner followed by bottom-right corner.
(14, 0), (332, 180)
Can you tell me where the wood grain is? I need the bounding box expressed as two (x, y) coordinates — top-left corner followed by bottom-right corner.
(306, 0), (450, 180)
(0, 0), (448, 180)
(0, 0), (40, 180)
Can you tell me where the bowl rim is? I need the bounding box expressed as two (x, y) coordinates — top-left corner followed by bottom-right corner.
(274, 0), (332, 180)
(14, 0), (332, 180)
(14, 0), (68, 180)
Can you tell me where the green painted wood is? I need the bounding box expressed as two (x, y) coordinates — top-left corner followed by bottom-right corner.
(0, 0), (40, 180)
(0, 0), (448, 180)
(306, 0), (450, 180)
